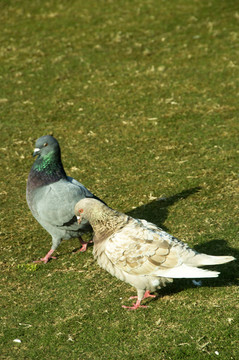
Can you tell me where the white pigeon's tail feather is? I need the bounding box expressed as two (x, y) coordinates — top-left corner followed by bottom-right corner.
(155, 264), (220, 279)
(186, 254), (235, 267)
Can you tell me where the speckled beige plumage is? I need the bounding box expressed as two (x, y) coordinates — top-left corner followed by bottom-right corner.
(75, 198), (235, 309)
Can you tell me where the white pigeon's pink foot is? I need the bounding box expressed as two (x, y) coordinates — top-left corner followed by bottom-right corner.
(33, 249), (57, 264)
(143, 290), (156, 299)
(129, 290), (156, 301)
(122, 299), (148, 310)
(123, 290), (156, 309)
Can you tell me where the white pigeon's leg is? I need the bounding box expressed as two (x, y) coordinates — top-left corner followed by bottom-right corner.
(122, 289), (149, 310)
(129, 290), (156, 301)
(143, 290), (156, 299)
(33, 249), (57, 264)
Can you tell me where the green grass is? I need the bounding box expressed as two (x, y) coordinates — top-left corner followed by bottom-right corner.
(1, 0), (239, 358)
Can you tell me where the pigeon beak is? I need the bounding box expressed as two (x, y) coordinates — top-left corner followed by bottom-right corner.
(77, 215), (81, 224)
(33, 148), (40, 157)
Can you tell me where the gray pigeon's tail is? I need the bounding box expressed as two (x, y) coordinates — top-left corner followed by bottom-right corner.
(186, 254), (235, 267)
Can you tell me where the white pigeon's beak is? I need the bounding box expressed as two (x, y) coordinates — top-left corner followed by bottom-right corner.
(33, 148), (40, 157)
(77, 215), (81, 224)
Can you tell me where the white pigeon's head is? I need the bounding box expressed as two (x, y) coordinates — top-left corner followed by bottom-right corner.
(74, 198), (108, 225)
(75, 198), (126, 234)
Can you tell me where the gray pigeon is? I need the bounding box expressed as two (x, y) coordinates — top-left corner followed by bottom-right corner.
(74, 198), (235, 310)
(26, 135), (104, 263)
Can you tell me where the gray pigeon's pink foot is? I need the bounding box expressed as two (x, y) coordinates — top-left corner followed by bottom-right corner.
(73, 236), (92, 253)
(122, 299), (148, 310)
(129, 290), (156, 301)
(78, 243), (88, 252)
(33, 249), (57, 264)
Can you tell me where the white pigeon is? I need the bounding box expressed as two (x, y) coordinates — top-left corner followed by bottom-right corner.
(74, 198), (235, 310)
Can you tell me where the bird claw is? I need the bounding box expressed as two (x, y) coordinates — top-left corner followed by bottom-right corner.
(122, 304), (148, 310)
(75, 236), (93, 252)
(33, 249), (57, 264)
(122, 298), (148, 310)
(33, 256), (57, 264)
(77, 235), (94, 252)
(79, 244), (87, 252)
(129, 291), (156, 301)
(142, 291), (156, 300)
(73, 243), (88, 253)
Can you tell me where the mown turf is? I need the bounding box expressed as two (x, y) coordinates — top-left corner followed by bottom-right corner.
(1, 0), (239, 359)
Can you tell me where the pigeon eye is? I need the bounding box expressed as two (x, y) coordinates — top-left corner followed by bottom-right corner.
(78, 209), (84, 213)
(43, 142), (48, 147)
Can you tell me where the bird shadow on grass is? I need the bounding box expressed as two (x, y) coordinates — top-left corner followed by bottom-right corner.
(126, 186), (238, 300)
(126, 186), (201, 232)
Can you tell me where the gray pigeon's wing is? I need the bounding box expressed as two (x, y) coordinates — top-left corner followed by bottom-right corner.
(67, 176), (95, 198)
(68, 176), (106, 205)
(33, 178), (91, 227)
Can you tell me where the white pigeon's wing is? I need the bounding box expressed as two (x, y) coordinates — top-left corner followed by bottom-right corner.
(104, 218), (184, 276)
(104, 218), (221, 279)
(138, 218), (164, 231)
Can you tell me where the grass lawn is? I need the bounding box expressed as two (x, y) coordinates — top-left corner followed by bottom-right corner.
(1, 0), (239, 358)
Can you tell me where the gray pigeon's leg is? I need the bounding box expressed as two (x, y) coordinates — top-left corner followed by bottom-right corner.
(33, 249), (57, 264)
(74, 236), (91, 253)
(122, 289), (149, 310)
